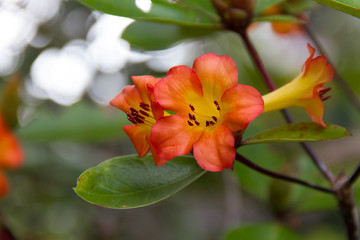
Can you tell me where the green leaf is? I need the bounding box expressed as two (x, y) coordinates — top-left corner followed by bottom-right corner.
(77, 0), (220, 28)
(255, 0), (286, 14)
(74, 154), (206, 209)
(241, 122), (351, 145)
(313, 0), (360, 18)
(18, 103), (127, 142)
(123, 20), (218, 51)
(224, 223), (302, 240)
(252, 14), (305, 23)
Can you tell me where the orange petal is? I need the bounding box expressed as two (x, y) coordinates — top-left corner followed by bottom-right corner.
(110, 85), (143, 113)
(193, 124), (235, 172)
(132, 75), (160, 103)
(150, 115), (202, 160)
(154, 66), (203, 115)
(123, 125), (150, 157)
(193, 53), (238, 100)
(0, 170), (8, 199)
(149, 144), (168, 167)
(301, 96), (326, 128)
(221, 84), (264, 132)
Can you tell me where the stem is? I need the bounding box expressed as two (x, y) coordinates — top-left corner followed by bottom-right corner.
(235, 153), (334, 194)
(345, 163), (360, 188)
(238, 30), (276, 91)
(333, 174), (360, 240)
(238, 30), (335, 183)
(304, 25), (360, 112)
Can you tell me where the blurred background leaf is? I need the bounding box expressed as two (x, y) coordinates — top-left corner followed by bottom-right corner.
(223, 223), (302, 240)
(77, 0), (221, 27)
(122, 20), (219, 51)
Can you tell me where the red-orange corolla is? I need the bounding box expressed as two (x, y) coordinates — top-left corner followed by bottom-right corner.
(150, 53), (264, 172)
(110, 76), (168, 166)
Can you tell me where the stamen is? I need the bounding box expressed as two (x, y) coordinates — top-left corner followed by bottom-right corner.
(133, 117), (144, 124)
(139, 110), (150, 117)
(209, 120), (215, 126)
(214, 101), (220, 110)
(187, 120), (194, 126)
(188, 113), (193, 120)
(131, 112), (145, 120)
(212, 116), (217, 122)
(139, 102), (150, 111)
(195, 120), (200, 126)
(321, 95), (331, 101)
(126, 112), (137, 124)
(130, 106), (138, 113)
(319, 88), (331, 95)
(189, 104), (195, 111)
(140, 102), (150, 107)
(192, 114), (196, 120)
(206, 120), (210, 127)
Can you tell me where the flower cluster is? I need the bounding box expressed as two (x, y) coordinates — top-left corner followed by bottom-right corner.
(0, 114), (23, 198)
(111, 45), (332, 172)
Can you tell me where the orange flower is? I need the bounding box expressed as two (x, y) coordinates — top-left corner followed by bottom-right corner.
(150, 53), (264, 172)
(262, 44), (333, 128)
(0, 115), (23, 169)
(110, 76), (168, 166)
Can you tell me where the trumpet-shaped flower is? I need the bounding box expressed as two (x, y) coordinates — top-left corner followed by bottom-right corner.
(110, 76), (167, 166)
(262, 44), (333, 128)
(150, 53), (264, 172)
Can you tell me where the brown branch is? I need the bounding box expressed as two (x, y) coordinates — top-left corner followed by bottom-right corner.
(235, 153), (334, 194)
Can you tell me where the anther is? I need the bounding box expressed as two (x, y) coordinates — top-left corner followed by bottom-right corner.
(189, 104), (195, 111)
(187, 120), (194, 126)
(206, 120), (210, 127)
(133, 117), (144, 124)
(214, 101), (220, 110)
(139, 102), (150, 111)
(209, 120), (215, 126)
(192, 114), (196, 120)
(195, 120), (200, 126)
(212, 116), (217, 122)
(126, 112), (137, 124)
(321, 95), (331, 101)
(132, 112), (145, 120)
(130, 106), (138, 113)
(139, 110), (150, 117)
(188, 113), (193, 120)
(319, 88), (331, 95)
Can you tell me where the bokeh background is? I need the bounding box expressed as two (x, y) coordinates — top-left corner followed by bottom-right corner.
(1, 0), (360, 239)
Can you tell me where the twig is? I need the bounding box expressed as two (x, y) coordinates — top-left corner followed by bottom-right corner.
(304, 24), (360, 112)
(345, 163), (360, 188)
(235, 153), (334, 194)
(238, 30), (335, 183)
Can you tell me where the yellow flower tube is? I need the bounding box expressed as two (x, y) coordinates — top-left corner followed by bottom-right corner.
(262, 44), (333, 128)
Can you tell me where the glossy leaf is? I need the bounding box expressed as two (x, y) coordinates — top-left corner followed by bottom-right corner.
(252, 14), (304, 23)
(224, 223), (302, 240)
(74, 154), (206, 209)
(255, 0), (286, 14)
(241, 122), (351, 145)
(123, 20), (218, 51)
(77, 0), (220, 27)
(313, 0), (360, 18)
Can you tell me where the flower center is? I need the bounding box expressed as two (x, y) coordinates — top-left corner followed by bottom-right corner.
(126, 102), (156, 127)
(186, 100), (221, 128)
